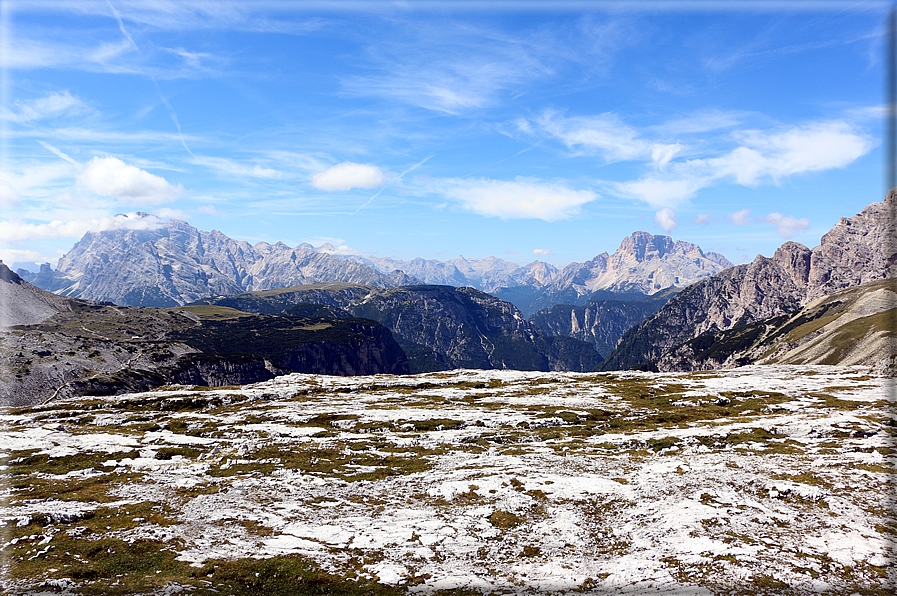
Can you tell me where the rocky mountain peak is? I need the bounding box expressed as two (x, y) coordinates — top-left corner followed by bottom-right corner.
(772, 241), (812, 288)
(617, 231), (676, 261)
(806, 191), (897, 301)
(41, 219), (423, 306)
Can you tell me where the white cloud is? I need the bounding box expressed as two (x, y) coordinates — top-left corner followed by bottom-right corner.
(651, 144), (683, 169)
(762, 212), (810, 238)
(597, 119), (872, 210)
(438, 177), (597, 221)
(77, 157), (183, 205)
(694, 213), (710, 225)
(535, 111), (651, 162)
(0, 248), (46, 266)
(311, 162), (385, 192)
(0, 180), (21, 209)
(196, 205), (218, 215)
(38, 141), (78, 164)
(532, 248), (550, 255)
(729, 209), (752, 226)
(654, 110), (743, 135)
(608, 177), (704, 210)
(654, 208), (677, 232)
(2, 91), (87, 123)
(693, 121), (873, 186)
(0, 213), (165, 244)
(316, 243), (358, 256)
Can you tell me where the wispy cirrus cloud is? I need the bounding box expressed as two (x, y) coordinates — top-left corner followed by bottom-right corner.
(1, 91), (89, 123)
(0, 180), (21, 209)
(339, 20), (561, 114)
(525, 110), (683, 166)
(15, 1), (330, 35)
(193, 156), (280, 180)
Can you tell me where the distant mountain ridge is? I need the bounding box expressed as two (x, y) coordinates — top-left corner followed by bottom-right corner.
(23, 222), (732, 312)
(28, 215), (420, 307)
(344, 231), (732, 299)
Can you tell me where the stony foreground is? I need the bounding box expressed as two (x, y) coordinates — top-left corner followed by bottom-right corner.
(1, 366), (895, 595)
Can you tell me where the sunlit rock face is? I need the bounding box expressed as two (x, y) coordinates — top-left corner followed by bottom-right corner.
(806, 189), (897, 301)
(542, 231), (733, 298)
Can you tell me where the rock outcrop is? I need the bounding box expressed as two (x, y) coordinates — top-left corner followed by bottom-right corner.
(529, 293), (672, 358)
(805, 191), (897, 300)
(656, 278), (897, 372)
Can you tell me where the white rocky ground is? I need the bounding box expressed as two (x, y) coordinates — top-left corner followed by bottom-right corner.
(1, 366), (895, 594)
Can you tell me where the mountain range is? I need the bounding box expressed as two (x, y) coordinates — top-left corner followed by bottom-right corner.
(19, 221), (731, 315)
(602, 190), (897, 372)
(6, 191), (894, 406)
(0, 264), (411, 406)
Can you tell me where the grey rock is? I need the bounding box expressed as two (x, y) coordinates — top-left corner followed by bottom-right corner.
(545, 231), (734, 299)
(529, 298), (668, 357)
(806, 190), (897, 300)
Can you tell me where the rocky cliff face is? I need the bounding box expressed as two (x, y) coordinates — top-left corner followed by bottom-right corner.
(656, 278), (897, 373)
(602, 258), (805, 371)
(806, 191), (897, 300)
(529, 296), (670, 357)
(603, 192), (897, 371)
(33, 216), (419, 307)
(198, 284), (603, 374)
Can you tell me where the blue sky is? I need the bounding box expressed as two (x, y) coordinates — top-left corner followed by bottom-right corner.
(0, 0), (888, 271)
